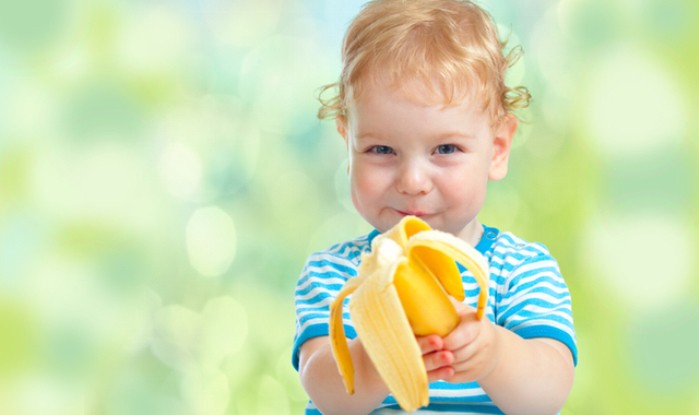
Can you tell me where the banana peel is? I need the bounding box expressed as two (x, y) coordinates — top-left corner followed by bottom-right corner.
(329, 216), (490, 412)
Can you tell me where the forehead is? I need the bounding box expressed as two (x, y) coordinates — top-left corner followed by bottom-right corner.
(349, 72), (484, 114)
(347, 75), (486, 121)
(346, 77), (492, 137)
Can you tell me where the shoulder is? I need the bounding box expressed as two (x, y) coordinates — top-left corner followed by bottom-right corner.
(486, 230), (563, 289)
(300, 231), (376, 279)
(489, 231), (556, 266)
(306, 234), (372, 267)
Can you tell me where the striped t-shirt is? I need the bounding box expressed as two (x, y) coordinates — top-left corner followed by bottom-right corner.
(293, 224), (577, 414)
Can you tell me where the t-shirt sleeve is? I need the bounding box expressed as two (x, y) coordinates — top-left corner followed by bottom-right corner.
(496, 245), (578, 366)
(292, 251), (358, 371)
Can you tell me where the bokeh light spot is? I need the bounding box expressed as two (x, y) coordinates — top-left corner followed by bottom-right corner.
(307, 211), (372, 253)
(240, 35), (330, 135)
(257, 375), (290, 415)
(582, 213), (693, 312)
(200, 296), (248, 368)
(186, 207), (236, 278)
(531, 7), (571, 95)
(151, 305), (201, 370)
(181, 370), (230, 415)
(209, 0), (283, 48)
(625, 303), (699, 395)
(602, 146), (691, 214)
(157, 96), (260, 201)
(584, 46), (686, 159)
(62, 79), (146, 141)
(158, 142), (203, 201)
(0, 300), (37, 380)
(0, 213), (44, 289)
(116, 5), (195, 74)
(557, 0), (618, 47)
(0, 0), (68, 53)
(30, 143), (162, 231)
(265, 167), (322, 239)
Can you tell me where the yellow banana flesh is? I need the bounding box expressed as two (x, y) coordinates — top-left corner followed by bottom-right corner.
(329, 216), (490, 412)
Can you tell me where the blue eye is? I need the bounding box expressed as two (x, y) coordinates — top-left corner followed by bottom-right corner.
(436, 144), (458, 154)
(370, 145), (394, 155)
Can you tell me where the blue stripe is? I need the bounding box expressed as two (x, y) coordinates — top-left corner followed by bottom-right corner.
(429, 380), (479, 390)
(498, 296), (572, 324)
(500, 286), (572, 307)
(305, 260), (357, 276)
(296, 292), (334, 306)
(429, 395), (492, 404)
(295, 282), (345, 297)
(296, 311), (348, 323)
(377, 403), (504, 414)
(305, 400), (502, 414)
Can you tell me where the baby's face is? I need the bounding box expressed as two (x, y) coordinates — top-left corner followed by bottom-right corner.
(340, 79), (514, 243)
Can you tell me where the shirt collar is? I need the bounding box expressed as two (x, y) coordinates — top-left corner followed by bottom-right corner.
(366, 224), (499, 255)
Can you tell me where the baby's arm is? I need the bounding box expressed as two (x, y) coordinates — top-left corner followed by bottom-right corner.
(435, 300), (574, 415)
(298, 336), (389, 415)
(479, 332), (573, 415)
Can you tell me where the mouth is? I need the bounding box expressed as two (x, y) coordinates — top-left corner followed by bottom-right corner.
(396, 210), (430, 218)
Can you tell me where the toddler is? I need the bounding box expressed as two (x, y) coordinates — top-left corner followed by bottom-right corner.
(293, 1), (577, 413)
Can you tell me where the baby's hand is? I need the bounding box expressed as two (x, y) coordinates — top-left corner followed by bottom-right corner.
(442, 298), (501, 384)
(416, 334), (454, 382)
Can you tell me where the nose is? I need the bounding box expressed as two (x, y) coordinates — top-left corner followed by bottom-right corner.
(396, 159), (432, 196)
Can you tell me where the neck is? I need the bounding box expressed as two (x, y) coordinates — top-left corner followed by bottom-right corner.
(457, 219), (484, 247)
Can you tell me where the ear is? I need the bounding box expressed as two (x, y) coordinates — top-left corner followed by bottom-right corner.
(336, 116), (348, 141)
(488, 114), (518, 181)
(336, 116), (350, 174)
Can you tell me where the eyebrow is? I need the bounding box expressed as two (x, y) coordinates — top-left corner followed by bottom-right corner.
(432, 132), (475, 141)
(356, 131), (475, 141)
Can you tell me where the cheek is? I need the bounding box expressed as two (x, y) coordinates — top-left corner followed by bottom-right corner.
(350, 168), (388, 201)
(442, 171), (487, 205)
(350, 172), (376, 199)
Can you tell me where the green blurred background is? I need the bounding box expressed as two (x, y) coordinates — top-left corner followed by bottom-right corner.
(1, 0), (698, 414)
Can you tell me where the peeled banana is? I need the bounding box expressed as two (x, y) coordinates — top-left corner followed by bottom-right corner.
(329, 216), (490, 412)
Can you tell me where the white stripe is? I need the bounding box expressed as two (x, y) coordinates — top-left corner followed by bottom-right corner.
(296, 275), (347, 292)
(295, 284), (345, 302)
(510, 258), (558, 274)
(429, 386), (486, 398)
(297, 317), (330, 333)
(506, 279), (569, 296)
(502, 292), (570, 311)
(297, 295), (334, 310)
(505, 307), (573, 325)
(297, 315), (355, 336)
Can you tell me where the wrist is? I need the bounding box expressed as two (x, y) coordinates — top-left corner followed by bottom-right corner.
(477, 322), (503, 383)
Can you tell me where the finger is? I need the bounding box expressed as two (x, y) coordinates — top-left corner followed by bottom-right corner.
(416, 334), (444, 355)
(449, 343), (477, 367)
(443, 315), (480, 350)
(448, 295), (476, 316)
(449, 342), (498, 381)
(423, 350), (454, 372)
(427, 365), (455, 383)
(449, 345), (481, 373)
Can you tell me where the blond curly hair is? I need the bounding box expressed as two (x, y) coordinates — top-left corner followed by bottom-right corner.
(317, 0), (530, 124)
